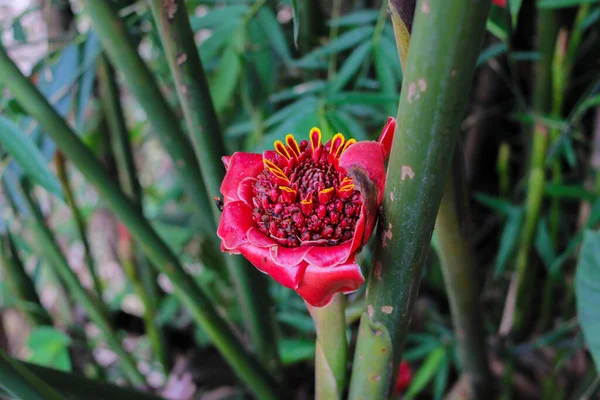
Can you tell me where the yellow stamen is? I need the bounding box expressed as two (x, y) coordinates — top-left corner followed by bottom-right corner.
(310, 127), (322, 152)
(341, 138), (356, 154)
(286, 134), (301, 157)
(330, 133), (346, 158)
(274, 140), (291, 160)
(279, 186), (296, 194)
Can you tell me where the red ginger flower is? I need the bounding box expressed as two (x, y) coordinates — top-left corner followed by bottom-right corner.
(492, 0), (506, 7)
(394, 362), (413, 394)
(217, 118), (395, 307)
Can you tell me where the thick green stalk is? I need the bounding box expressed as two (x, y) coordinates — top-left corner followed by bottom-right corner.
(54, 152), (103, 298)
(0, 44), (278, 400)
(97, 55), (170, 372)
(19, 181), (145, 386)
(0, 231), (53, 326)
(147, 0), (280, 371)
(390, 2), (490, 395)
(309, 294), (348, 399)
(348, 0), (490, 397)
(79, 0), (214, 231)
(0, 350), (64, 400)
(511, 8), (560, 338)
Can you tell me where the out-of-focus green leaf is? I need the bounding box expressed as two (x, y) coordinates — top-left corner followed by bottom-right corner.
(27, 327), (72, 372)
(575, 229), (600, 374)
(487, 5), (509, 41)
(544, 183), (596, 202)
(269, 80), (328, 103)
(12, 20), (26, 43)
(328, 10), (380, 27)
(265, 96), (319, 129)
(291, 0), (300, 48)
(198, 22), (239, 61)
(76, 32), (101, 131)
(405, 346), (446, 398)
(510, 51), (542, 61)
(278, 339), (315, 365)
(535, 219), (557, 273)
(327, 110), (368, 141)
(276, 312), (315, 333)
(326, 92), (397, 105)
(211, 33), (244, 112)
(403, 339), (440, 362)
(257, 8), (292, 62)
(538, 0), (600, 8)
(582, 7), (600, 29)
(0, 118), (62, 199)
(294, 26), (374, 66)
(190, 5), (248, 30)
(379, 36), (403, 82)
(509, 0), (523, 26)
(477, 42), (507, 66)
(374, 41), (398, 117)
(330, 41), (372, 93)
(433, 352), (450, 400)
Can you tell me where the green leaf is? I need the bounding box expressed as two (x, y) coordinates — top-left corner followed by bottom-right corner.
(405, 346), (446, 398)
(0, 117), (62, 199)
(190, 5), (248, 30)
(486, 5), (509, 41)
(379, 36), (403, 82)
(27, 327), (72, 372)
(326, 109), (368, 141)
(257, 8), (292, 62)
(198, 22), (239, 61)
(477, 42), (507, 66)
(373, 42), (397, 116)
(544, 183), (596, 202)
(538, 0), (600, 8)
(326, 92), (397, 106)
(575, 229), (600, 374)
(509, 0), (523, 26)
(535, 219), (557, 273)
(328, 10), (380, 27)
(211, 35), (244, 113)
(12, 20), (26, 43)
(269, 80), (327, 103)
(291, 0), (300, 49)
(330, 41), (372, 93)
(278, 338), (315, 365)
(433, 352), (450, 400)
(295, 26), (374, 66)
(495, 211), (524, 278)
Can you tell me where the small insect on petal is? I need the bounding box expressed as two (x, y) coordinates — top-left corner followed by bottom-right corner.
(213, 196), (224, 211)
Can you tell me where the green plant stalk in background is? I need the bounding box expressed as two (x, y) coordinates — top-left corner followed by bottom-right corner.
(309, 293), (348, 399)
(348, 0), (491, 397)
(0, 350), (64, 400)
(19, 180), (145, 386)
(79, 0), (214, 232)
(147, 0), (280, 371)
(97, 55), (171, 373)
(511, 7), (560, 338)
(0, 44), (279, 400)
(0, 231), (53, 327)
(390, 3), (491, 394)
(54, 152), (103, 298)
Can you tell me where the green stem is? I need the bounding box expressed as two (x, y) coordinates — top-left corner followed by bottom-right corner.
(147, 0), (279, 371)
(0, 350), (65, 400)
(327, 0), (343, 80)
(0, 231), (53, 327)
(79, 0), (214, 231)
(19, 180), (145, 386)
(348, 0), (490, 396)
(310, 293), (348, 400)
(511, 7), (560, 338)
(0, 43), (279, 400)
(54, 152), (104, 298)
(97, 54), (170, 373)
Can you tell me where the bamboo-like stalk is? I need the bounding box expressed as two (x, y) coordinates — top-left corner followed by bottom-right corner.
(348, 0), (490, 397)
(0, 231), (53, 327)
(79, 0), (214, 231)
(54, 152), (103, 298)
(147, 0), (280, 371)
(97, 55), (170, 373)
(309, 293), (348, 399)
(19, 180), (145, 386)
(0, 44), (279, 400)
(511, 8), (560, 338)
(16, 361), (164, 400)
(0, 350), (64, 400)
(389, 2), (491, 395)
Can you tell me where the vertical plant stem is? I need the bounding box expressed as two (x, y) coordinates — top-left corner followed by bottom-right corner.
(511, 8), (560, 338)
(0, 231), (53, 327)
(147, 0), (279, 371)
(79, 0), (214, 231)
(0, 350), (64, 400)
(327, 0), (343, 80)
(98, 55), (170, 373)
(19, 180), (145, 386)
(0, 44), (279, 400)
(389, 1), (491, 395)
(348, 0), (490, 397)
(54, 152), (104, 298)
(309, 294), (348, 400)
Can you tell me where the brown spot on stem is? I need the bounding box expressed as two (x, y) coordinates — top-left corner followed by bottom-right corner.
(164, 0), (177, 19)
(407, 82), (417, 103)
(418, 78), (427, 92)
(382, 223), (393, 247)
(381, 306), (393, 314)
(389, 191), (395, 201)
(401, 165), (415, 180)
(177, 53), (188, 65)
(368, 304), (374, 318)
(421, 0), (430, 14)
(370, 375), (382, 382)
(374, 261), (383, 280)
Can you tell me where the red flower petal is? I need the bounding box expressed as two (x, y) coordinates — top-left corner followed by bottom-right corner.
(492, 0), (506, 7)
(239, 244), (307, 289)
(339, 141), (387, 205)
(217, 201), (254, 250)
(378, 117), (396, 160)
(247, 227), (278, 248)
(220, 152), (263, 203)
(237, 177), (256, 207)
(222, 155), (232, 170)
(305, 241), (353, 268)
(270, 245), (312, 267)
(296, 260), (364, 307)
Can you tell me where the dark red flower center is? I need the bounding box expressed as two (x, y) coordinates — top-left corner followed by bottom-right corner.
(252, 129), (363, 248)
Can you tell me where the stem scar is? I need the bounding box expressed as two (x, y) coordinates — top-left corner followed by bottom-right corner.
(389, 191), (395, 201)
(401, 165), (415, 180)
(382, 223), (393, 247)
(368, 304), (374, 318)
(421, 0), (430, 13)
(418, 78), (427, 92)
(374, 261), (382, 280)
(381, 306), (393, 314)
(177, 53), (188, 65)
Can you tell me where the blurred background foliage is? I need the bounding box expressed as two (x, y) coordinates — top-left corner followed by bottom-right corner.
(0, 0), (599, 399)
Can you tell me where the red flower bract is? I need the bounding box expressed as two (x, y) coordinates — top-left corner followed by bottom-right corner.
(394, 361), (413, 394)
(218, 119), (395, 307)
(492, 0), (507, 7)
